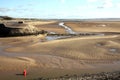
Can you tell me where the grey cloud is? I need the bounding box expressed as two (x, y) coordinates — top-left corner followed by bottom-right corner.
(0, 8), (11, 12)
(97, 6), (104, 9)
(0, 7), (31, 13)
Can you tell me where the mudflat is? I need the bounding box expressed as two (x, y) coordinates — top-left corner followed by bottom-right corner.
(0, 20), (120, 80)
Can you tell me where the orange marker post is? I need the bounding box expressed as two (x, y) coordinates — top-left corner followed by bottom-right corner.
(23, 69), (27, 77)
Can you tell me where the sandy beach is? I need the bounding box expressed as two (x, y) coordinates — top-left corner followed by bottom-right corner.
(0, 20), (120, 80)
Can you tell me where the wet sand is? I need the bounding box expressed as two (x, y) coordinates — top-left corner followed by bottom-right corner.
(0, 20), (120, 80)
(65, 21), (120, 32)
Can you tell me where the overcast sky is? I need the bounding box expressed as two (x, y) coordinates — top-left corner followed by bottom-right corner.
(0, 0), (120, 19)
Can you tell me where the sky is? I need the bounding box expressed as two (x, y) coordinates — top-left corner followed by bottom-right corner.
(0, 0), (120, 19)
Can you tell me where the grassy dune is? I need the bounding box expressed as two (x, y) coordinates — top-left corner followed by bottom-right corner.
(3, 20), (66, 34)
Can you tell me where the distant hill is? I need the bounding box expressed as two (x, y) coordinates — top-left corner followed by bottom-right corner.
(1, 16), (120, 21)
(0, 16), (13, 20)
(81, 18), (120, 21)
(53, 18), (120, 21)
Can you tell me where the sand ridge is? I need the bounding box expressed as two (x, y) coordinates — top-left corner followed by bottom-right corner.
(0, 56), (37, 71)
(5, 35), (120, 61)
(0, 20), (120, 79)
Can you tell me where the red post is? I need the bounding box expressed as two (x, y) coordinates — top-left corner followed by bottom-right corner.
(23, 69), (27, 77)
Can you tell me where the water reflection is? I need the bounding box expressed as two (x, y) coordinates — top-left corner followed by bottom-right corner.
(46, 36), (71, 41)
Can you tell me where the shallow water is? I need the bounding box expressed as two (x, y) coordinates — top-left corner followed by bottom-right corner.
(109, 48), (117, 53)
(45, 22), (76, 41)
(59, 22), (77, 34)
(46, 36), (71, 41)
(45, 22), (105, 41)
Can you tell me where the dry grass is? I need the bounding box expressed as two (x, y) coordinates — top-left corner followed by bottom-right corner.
(3, 20), (66, 34)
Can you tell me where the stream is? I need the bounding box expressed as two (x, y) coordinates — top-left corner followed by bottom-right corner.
(46, 22), (105, 41)
(58, 22), (77, 34)
(46, 22), (78, 40)
(0, 22), (106, 56)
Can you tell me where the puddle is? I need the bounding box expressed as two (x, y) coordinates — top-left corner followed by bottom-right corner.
(96, 43), (105, 47)
(48, 31), (56, 34)
(97, 24), (107, 27)
(46, 36), (71, 41)
(96, 33), (105, 36)
(109, 48), (118, 53)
